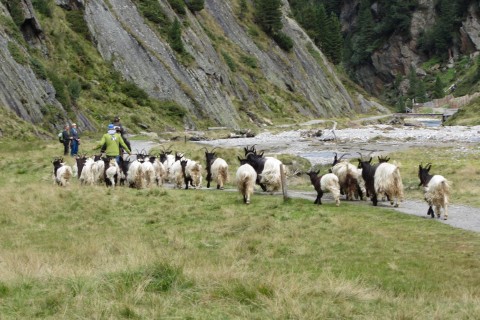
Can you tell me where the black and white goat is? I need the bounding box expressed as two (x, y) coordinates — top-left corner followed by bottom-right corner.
(73, 154), (87, 179)
(204, 147), (229, 189)
(244, 145), (284, 193)
(357, 156), (404, 207)
(418, 163), (450, 220)
(52, 157), (73, 187)
(180, 158), (202, 189)
(236, 157), (257, 204)
(305, 169), (340, 206)
(104, 157), (119, 187)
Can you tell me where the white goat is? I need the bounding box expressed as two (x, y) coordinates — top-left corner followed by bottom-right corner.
(105, 158), (120, 187)
(150, 157), (166, 186)
(210, 158), (228, 189)
(92, 157), (105, 185)
(374, 162), (404, 207)
(418, 163), (450, 220)
(126, 158), (144, 189)
(79, 157), (95, 186)
(52, 158), (73, 187)
(140, 159), (156, 188)
(236, 163), (257, 204)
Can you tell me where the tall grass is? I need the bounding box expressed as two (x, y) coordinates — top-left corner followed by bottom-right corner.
(0, 139), (479, 318)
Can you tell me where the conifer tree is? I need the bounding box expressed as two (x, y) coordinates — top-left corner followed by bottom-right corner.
(433, 76), (445, 99)
(254, 0), (282, 35)
(351, 0), (375, 65)
(323, 11), (343, 64)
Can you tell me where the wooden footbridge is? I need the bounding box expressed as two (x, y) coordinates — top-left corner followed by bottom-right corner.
(395, 108), (458, 123)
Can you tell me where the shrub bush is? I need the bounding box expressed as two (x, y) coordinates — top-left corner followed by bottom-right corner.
(121, 82), (149, 106)
(30, 58), (48, 79)
(222, 52), (237, 72)
(272, 32), (293, 52)
(185, 0), (204, 12)
(7, 41), (28, 65)
(168, 0), (186, 15)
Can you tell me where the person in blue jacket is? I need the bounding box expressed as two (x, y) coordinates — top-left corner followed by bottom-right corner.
(69, 123), (80, 156)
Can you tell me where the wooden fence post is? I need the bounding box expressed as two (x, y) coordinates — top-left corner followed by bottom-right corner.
(280, 164), (288, 201)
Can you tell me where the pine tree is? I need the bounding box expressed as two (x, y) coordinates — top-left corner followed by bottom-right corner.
(351, 0), (375, 65)
(415, 79), (427, 103)
(254, 0), (282, 35)
(323, 11), (343, 64)
(313, 4), (328, 47)
(407, 66), (417, 101)
(433, 76), (445, 99)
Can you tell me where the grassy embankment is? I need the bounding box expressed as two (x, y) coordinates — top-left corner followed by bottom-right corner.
(0, 138), (479, 319)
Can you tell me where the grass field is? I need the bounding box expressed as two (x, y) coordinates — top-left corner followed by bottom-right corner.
(0, 139), (479, 319)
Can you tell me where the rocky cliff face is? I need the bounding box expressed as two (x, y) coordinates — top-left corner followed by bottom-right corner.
(83, 0), (356, 128)
(0, 0), (357, 133)
(341, 0), (480, 96)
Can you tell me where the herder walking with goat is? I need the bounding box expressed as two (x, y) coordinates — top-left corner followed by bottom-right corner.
(94, 124), (131, 165)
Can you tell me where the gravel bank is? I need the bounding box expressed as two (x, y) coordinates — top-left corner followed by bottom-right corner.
(196, 123), (480, 165)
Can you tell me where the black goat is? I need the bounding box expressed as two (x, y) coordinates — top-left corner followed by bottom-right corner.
(357, 157), (380, 206)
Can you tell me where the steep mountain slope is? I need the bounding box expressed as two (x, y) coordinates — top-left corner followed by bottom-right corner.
(0, 0), (361, 137)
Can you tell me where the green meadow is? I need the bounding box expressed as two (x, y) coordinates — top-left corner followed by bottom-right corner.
(0, 139), (479, 319)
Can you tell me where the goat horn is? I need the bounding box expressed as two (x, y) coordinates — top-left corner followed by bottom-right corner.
(338, 153), (349, 160)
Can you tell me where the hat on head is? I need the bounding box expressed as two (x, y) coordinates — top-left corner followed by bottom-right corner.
(108, 124), (114, 129)
(72, 123), (76, 126)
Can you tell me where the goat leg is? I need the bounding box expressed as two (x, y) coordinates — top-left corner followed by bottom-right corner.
(427, 206), (435, 218)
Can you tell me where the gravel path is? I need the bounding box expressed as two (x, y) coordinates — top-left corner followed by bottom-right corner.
(132, 122), (480, 233)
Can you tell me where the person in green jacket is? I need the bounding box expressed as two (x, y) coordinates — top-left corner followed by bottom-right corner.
(95, 124), (131, 164)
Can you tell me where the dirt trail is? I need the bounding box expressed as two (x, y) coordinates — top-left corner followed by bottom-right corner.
(287, 190), (480, 233)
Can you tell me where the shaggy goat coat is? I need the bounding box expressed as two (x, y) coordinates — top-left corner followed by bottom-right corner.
(424, 175), (450, 220)
(331, 161), (364, 200)
(210, 158), (229, 189)
(53, 161), (73, 187)
(374, 162), (404, 207)
(236, 164), (257, 204)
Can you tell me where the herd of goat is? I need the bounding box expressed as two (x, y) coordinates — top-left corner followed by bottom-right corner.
(52, 145), (451, 220)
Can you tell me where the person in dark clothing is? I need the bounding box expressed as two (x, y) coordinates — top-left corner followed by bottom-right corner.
(69, 123), (80, 156)
(61, 124), (71, 156)
(112, 116), (131, 152)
